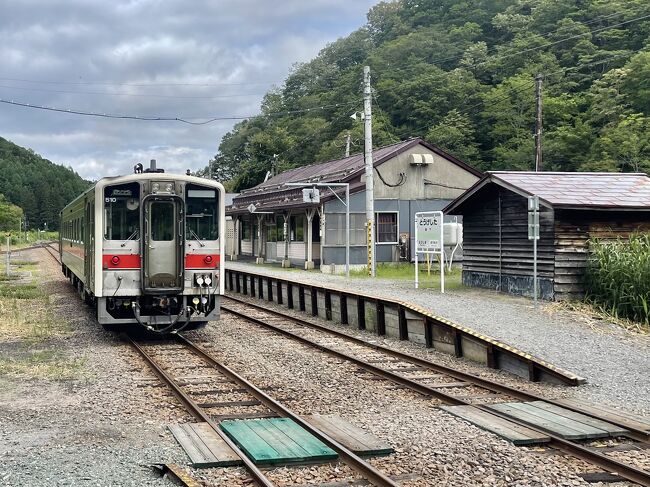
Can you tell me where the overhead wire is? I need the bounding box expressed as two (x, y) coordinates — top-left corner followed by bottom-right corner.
(0, 98), (362, 125)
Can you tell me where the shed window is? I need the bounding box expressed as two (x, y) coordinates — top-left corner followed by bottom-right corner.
(376, 212), (398, 243)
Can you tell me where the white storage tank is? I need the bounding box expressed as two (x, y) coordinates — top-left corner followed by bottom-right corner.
(443, 222), (463, 247)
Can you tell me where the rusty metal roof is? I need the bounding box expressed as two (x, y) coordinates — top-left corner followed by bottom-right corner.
(445, 171), (650, 213)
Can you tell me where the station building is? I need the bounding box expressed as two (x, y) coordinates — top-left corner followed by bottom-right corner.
(226, 138), (482, 271)
(444, 171), (650, 300)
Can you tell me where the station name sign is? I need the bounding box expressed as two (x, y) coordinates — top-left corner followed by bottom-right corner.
(415, 212), (443, 253)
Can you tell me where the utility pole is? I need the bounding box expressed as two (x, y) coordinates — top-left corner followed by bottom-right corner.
(345, 132), (351, 158)
(363, 66), (376, 277)
(534, 74), (544, 172)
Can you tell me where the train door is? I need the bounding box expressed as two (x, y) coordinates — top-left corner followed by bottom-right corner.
(143, 198), (184, 292)
(84, 199), (95, 292)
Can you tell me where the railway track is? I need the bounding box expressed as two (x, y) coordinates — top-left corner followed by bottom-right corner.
(127, 334), (404, 487)
(222, 295), (650, 486)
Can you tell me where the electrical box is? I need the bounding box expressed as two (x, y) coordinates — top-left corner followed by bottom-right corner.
(443, 222), (463, 247)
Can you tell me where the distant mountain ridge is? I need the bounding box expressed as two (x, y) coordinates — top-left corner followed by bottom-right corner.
(0, 136), (90, 231)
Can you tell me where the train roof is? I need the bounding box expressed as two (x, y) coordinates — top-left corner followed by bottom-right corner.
(61, 172), (225, 214)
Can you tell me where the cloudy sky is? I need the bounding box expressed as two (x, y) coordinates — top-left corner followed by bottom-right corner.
(0, 0), (378, 180)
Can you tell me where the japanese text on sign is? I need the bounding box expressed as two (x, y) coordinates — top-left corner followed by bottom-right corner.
(415, 213), (442, 253)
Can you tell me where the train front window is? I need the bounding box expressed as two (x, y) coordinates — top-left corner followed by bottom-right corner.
(104, 183), (140, 241)
(186, 185), (218, 241)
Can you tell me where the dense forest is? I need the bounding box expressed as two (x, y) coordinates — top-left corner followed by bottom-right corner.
(0, 137), (90, 231)
(203, 0), (650, 192)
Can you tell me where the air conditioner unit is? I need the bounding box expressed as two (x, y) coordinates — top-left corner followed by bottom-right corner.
(409, 153), (435, 166)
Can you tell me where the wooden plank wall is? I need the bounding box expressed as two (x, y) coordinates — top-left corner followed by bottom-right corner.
(462, 186), (554, 294)
(554, 211), (650, 300)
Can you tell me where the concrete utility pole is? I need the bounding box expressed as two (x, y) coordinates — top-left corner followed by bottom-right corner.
(534, 74), (544, 172)
(345, 132), (351, 158)
(363, 66), (376, 277)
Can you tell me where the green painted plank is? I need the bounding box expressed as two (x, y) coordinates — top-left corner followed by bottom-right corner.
(220, 418), (337, 465)
(526, 401), (628, 437)
(220, 421), (279, 463)
(269, 418), (337, 459)
(252, 419), (311, 460)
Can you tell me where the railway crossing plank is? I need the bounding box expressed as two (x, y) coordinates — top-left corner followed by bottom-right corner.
(305, 414), (394, 456)
(169, 422), (242, 468)
(487, 402), (611, 440)
(555, 399), (650, 432)
(440, 405), (550, 446)
(220, 418), (338, 465)
(527, 401), (628, 437)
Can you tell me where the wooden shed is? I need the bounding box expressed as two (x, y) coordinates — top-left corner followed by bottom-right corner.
(444, 172), (650, 300)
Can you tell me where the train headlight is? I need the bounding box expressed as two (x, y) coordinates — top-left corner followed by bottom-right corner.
(152, 183), (160, 193)
(165, 183), (173, 192)
(204, 276), (212, 286)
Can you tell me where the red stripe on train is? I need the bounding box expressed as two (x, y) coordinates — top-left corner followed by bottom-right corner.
(102, 254), (141, 269)
(185, 254), (220, 269)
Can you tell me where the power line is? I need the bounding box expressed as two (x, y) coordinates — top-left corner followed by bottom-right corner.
(0, 98), (361, 125)
(0, 77), (281, 88)
(0, 84), (266, 99)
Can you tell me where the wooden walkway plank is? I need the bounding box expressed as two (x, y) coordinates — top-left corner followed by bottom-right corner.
(555, 399), (650, 432)
(305, 414), (394, 456)
(488, 403), (608, 440)
(440, 405), (550, 446)
(168, 423), (241, 468)
(220, 418), (337, 465)
(527, 401), (628, 437)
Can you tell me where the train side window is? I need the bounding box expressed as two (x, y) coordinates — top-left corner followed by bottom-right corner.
(104, 183), (140, 241)
(186, 185), (218, 240)
(151, 201), (174, 241)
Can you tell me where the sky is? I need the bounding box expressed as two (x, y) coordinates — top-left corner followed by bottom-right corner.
(0, 0), (379, 180)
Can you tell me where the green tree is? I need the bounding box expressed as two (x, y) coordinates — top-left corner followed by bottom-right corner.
(0, 194), (23, 232)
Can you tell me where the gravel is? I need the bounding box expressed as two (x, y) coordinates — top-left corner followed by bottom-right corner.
(0, 248), (190, 487)
(189, 309), (623, 486)
(227, 261), (650, 416)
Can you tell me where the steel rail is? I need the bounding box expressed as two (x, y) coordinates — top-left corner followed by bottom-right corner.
(176, 334), (401, 487)
(223, 296), (650, 443)
(124, 335), (276, 487)
(222, 299), (650, 487)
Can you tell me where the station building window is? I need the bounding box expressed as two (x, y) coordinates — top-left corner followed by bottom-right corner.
(325, 213), (366, 246)
(376, 212), (398, 244)
(289, 215), (304, 242)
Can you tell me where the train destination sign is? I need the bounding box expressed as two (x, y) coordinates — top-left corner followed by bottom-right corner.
(415, 213), (443, 253)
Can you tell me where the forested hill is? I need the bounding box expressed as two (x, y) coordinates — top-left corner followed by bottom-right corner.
(0, 137), (90, 231)
(205, 0), (650, 192)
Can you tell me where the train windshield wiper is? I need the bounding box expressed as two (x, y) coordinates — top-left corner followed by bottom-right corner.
(120, 229), (139, 247)
(188, 228), (205, 247)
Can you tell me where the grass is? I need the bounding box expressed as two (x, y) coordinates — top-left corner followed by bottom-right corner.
(0, 350), (86, 380)
(349, 262), (464, 291)
(585, 233), (650, 328)
(0, 254), (82, 380)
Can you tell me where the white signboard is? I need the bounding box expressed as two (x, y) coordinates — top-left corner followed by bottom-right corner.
(414, 211), (444, 293)
(416, 212), (443, 253)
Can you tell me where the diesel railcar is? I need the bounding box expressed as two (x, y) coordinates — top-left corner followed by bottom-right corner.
(60, 160), (225, 333)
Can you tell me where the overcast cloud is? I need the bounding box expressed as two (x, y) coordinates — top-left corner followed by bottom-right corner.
(0, 0), (378, 180)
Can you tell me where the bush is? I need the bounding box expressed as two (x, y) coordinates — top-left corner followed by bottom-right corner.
(585, 234), (650, 326)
